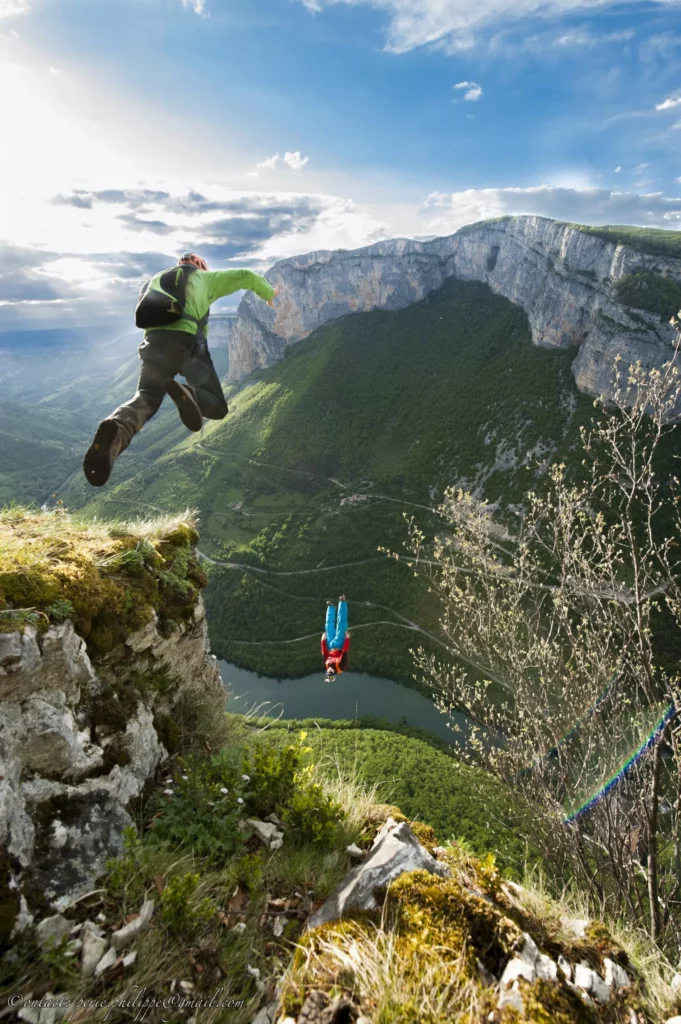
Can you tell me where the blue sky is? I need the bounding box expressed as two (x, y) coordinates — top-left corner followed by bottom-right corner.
(1, 0), (680, 330)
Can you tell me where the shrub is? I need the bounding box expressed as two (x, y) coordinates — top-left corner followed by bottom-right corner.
(45, 598), (74, 623)
(241, 735), (307, 818)
(160, 873), (214, 935)
(285, 781), (343, 847)
(148, 754), (249, 865)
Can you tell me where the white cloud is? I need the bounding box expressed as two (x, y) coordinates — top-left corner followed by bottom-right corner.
(284, 150), (310, 170)
(454, 80), (483, 102)
(8, 179), (681, 332)
(0, 0), (29, 18)
(553, 27), (634, 48)
(614, 166), (621, 172)
(671, 120), (681, 131)
(657, 93), (681, 111)
(485, 25), (635, 57)
(181, 0), (207, 13)
(421, 185), (681, 235)
(252, 196), (387, 263)
(296, 0), (676, 52)
(257, 153), (280, 170)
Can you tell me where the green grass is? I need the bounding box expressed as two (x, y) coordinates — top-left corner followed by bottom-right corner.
(563, 222), (681, 260)
(252, 717), (535, 874)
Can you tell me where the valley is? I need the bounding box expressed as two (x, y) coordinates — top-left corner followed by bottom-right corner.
(67, 276), (596, 687)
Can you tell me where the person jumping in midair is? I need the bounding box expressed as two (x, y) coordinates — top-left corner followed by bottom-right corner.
(83, 252), (279, 487)
(321, 595), (350, 684)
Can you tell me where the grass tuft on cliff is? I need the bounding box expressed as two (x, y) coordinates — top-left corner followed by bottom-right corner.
(0, 504), (206, 655)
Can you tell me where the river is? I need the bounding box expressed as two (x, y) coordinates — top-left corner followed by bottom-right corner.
(219, 661), (465, 744)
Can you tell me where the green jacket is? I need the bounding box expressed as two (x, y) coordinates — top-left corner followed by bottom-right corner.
(146, 268), (274, 340)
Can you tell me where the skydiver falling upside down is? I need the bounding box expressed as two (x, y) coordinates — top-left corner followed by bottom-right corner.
(321, 595), (350, 684)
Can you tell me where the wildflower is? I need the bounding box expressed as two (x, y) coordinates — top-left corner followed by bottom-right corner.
(220, 787), (229, 795)
(241, 774), (250, 782)
(182, 775), (189, 781)
(163, 789), (173, 796)
(237, 797), (244, 804)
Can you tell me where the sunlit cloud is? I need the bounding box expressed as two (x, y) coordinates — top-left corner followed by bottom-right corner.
(454, 80), (482, 101)
(0, 0), (29, 19)
(657, 93), (681, 111)
(283, 151), (310, 170)
(257, 153), (281, 169)
(181, 0), (207, 14)
(296, 0), (677, 52)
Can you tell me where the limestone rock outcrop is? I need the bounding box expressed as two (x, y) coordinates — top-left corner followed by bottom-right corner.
(273, 821), (644, 1024)
(308, 816), (450, 929)
(1, 598), (224, 913)
(229, 215), (681, 403)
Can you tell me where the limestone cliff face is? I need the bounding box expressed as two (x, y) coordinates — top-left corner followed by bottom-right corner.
(0, 600), (223, 914)
(229, 216), (681, 400)
(208, 314), (234, 349)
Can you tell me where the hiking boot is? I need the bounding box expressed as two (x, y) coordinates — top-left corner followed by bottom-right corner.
(83, 419), (122, 487)
(164, 378), (203, 432)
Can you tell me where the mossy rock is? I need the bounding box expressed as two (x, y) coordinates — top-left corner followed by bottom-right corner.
(154, 712), (182, 756)
(519, 977), (599, 1024)
(408, 821), (439, 854)
(387, 868), (521, 974)
(101, 736), (132, 773)
(571, 921), (631, 976)
(360, 803), (408, 845)
(91, 688), (141, 735)
(0, 508), (204, 660)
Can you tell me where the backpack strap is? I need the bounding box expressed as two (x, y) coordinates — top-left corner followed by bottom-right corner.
(182, 311), (210, 352)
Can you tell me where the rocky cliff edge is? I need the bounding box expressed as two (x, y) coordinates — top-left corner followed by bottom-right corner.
(0, 507), (225, 924)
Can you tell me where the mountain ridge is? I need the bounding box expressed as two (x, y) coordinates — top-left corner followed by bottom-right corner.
(230, 215), (681, 402)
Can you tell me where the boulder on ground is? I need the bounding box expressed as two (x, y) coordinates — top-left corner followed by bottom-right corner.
(307, 817), (450, 930)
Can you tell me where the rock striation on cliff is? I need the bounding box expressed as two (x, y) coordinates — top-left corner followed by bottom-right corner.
(229, 215), (681, 401)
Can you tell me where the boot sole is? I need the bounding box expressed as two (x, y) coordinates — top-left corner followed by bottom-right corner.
(83, 420), (120, 487)
(164, 379), (203, 432)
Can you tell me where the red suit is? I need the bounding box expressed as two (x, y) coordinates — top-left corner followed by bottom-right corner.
(321, 633), (350, 674)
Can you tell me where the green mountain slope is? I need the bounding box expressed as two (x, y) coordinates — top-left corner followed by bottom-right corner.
(71, 278), (595, 686)
(0, 336), (228, 506)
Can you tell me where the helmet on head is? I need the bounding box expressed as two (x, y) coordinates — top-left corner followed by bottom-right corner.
(325, 666), (337, 684)
(178, 252), (208, 271)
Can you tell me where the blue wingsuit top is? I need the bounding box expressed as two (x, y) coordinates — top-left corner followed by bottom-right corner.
(321, 596), (350, 684)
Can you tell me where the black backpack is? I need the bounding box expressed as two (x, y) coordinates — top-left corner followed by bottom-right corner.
(134, 265), (208, 338)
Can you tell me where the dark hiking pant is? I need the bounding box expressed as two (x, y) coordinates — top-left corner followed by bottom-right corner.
(106, 330), (228, 453)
